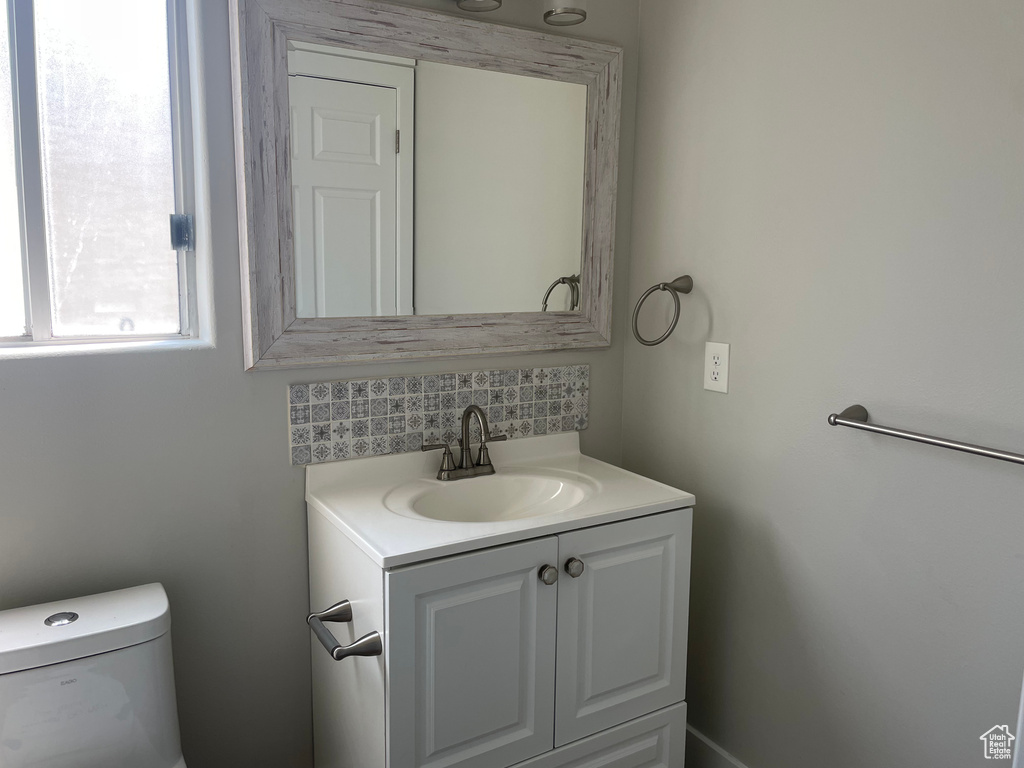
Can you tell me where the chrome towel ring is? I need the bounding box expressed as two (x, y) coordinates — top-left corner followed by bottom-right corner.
(541, 274), (580, 311)
(631, 275), (694, 346)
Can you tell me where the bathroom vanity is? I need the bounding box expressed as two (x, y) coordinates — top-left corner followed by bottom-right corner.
(305, 433), (694, 768)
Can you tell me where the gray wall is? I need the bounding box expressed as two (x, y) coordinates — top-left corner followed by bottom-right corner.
(0, 2), (639, 766)
(624, 1), (1024, 767)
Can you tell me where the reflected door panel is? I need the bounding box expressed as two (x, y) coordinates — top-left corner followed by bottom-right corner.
(290, 75), (399, 317)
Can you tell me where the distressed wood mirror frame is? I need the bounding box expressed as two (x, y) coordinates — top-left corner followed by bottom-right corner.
(229, 0), (622, 370)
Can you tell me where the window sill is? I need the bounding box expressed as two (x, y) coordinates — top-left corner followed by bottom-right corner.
(0, 336), (215, 360)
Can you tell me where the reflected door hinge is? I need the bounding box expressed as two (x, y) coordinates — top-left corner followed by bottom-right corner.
(396, 129), (401, 154)
(170, 213), (195, 251)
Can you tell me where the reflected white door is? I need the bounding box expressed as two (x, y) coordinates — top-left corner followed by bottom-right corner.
(290, 75), (398, 317)
(554, 509), (692, 746)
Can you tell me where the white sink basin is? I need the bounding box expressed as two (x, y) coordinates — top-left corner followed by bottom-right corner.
(384, 468), (597, 523)
(305, 432), (695, 568)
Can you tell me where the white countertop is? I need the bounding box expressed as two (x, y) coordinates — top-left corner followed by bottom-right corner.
(305, 432), (695, 568)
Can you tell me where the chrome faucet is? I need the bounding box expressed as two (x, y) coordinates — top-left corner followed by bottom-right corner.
(422, 405), (507, 481)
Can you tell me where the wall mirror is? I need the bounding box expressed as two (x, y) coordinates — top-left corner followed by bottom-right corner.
(230, 0), (622, 369)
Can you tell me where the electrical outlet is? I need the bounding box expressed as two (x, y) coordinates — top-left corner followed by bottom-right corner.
(704, 342), (729, 393)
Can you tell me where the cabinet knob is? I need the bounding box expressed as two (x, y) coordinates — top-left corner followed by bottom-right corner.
(564, 557), (585, 578)
(538, 565), (559, 585)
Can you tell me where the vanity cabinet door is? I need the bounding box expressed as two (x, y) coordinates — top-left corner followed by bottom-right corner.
(554, 509), (692, 746)
(386, 536), (560, 768)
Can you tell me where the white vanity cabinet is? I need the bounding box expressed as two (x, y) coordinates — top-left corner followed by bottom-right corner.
(308, 507), (692, 768)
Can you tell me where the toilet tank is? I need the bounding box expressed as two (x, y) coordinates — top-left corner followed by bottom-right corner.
(0, 583), (186, 768)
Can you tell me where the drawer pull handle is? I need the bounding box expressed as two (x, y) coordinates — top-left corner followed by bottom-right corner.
(307, 600), (383, 661)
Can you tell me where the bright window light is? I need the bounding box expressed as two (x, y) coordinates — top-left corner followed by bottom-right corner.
(0, 4), (27, 338)
(34, 0), (180, 337)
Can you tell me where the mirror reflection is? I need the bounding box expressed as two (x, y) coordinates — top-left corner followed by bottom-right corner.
(287, 42), (587, 318)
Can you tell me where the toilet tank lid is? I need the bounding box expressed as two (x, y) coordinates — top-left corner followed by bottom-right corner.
(0, 583), (171, 675)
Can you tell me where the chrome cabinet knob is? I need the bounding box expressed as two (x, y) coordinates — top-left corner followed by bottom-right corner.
(564, 557), (585, 578)
(538, 565), (559, 585)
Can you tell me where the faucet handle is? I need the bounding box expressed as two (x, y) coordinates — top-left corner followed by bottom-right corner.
(423, 443), (457, 477)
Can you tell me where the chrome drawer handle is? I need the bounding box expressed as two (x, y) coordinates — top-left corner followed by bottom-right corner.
(307, 600), (383, 661)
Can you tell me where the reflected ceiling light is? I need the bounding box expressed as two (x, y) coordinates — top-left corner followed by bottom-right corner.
(543, 4), (587, 26)
(456, 0), (502, 11)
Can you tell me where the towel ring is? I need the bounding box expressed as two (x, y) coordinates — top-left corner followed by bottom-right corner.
(631, 276), (694, 346)
(541, 274), (580, 311)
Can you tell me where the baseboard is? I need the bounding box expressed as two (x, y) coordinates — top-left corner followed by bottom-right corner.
(685, 724), (751, 768)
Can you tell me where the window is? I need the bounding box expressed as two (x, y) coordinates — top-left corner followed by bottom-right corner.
(1, 0), (195, 344)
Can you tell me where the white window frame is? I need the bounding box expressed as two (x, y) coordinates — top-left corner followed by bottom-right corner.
(1, 0), (199, 347)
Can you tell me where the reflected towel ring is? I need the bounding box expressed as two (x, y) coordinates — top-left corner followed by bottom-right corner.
(541, 274), (580, 311)
(631, 275), (694, 346)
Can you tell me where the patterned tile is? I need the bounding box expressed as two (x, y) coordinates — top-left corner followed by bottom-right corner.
(310, 382), (331, 403)
(288, 365), (590, 465)
(290, 425), (311, 446)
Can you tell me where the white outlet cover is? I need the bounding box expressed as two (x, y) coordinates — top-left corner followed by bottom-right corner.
(704, 342), (729, 393)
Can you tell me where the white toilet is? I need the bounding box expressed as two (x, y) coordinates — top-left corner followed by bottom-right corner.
(0, 583), (186, 768)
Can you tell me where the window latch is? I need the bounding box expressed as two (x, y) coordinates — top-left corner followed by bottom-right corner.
(169, 214), (195, 251)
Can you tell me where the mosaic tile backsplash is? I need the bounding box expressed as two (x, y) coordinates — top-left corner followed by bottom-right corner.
(288, 365), (590, 465)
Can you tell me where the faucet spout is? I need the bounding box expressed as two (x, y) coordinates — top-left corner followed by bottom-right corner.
(424, 405), (507, 480)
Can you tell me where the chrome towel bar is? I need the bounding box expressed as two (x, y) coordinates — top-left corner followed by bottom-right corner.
(828, 404), (1024, 467)
(307, 599), (383, 661)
